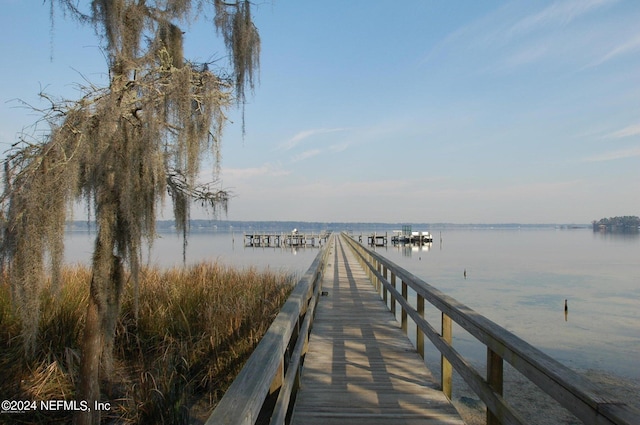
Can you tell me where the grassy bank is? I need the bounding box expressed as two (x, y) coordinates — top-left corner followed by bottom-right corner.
(0, 262), (295, 424)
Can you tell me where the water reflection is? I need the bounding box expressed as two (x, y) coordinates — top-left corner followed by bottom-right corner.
(592, 230), (639, 241)
(391, 242), (433, 258)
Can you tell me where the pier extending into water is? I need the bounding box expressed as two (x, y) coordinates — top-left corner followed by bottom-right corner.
(353, 225), (434, 247)
(208, 233), (639, 425)
(244, 231), (330, 247)
(289, 236), (462, 425)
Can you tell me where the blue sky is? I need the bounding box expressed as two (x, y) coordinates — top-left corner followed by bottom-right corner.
(1, 0), (639, 223)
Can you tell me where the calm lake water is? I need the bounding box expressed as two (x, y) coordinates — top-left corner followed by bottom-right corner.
(366, 228), (640, 383)
(64, 227), (639, 383)
(64, 229), (322, 273)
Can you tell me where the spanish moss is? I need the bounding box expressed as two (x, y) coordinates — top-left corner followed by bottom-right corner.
(0, 2), (260, 424)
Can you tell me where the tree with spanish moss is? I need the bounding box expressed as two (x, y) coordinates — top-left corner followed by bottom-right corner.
(0, 1), (259, 424)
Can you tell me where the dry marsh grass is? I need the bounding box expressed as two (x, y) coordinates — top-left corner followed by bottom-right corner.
(0, 262), (294, 424)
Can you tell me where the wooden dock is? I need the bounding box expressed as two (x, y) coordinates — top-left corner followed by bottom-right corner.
(290, 236), (464, 425)
(244, 231), (330, 247)
(209, 233), (639, 425)
(352, 232), (388, 246)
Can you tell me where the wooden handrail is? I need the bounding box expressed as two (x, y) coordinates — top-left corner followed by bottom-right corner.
(206, 234), (334, 425)
(342, 232), (639, 425)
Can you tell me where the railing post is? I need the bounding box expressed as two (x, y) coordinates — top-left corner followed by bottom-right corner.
(376, 260), (382, 296)
(441, 313), (452, 400)
(390, 272), (397, 317)
(382, 265), (388, 305)
(417, 294), (425, 359)
(371, 256), (376, 287)
(373, 258), (377, 287)
(401, 281), (408, 334)
(271, 358), (284, 397)
(291, 317), (300, 359)
(487, 348), (504, 425)
(302, 324), (310, 357)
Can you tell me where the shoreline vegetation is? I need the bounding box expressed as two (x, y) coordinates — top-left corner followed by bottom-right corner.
(0, 263), (295, 424)
(592, 215), (640, 233)
(64, 220), (597, 234)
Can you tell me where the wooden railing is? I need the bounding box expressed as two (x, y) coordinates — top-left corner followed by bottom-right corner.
(342, 232), (639, 425)
(206, 233), (334, 425)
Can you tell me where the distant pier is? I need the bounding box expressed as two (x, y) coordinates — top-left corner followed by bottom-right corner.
(368, 232), (388, 246)
(244, 231), (330, 247)
(354, 230), (433, 247)
(391, 232), (433, 245)
(391, 224), (433, 245)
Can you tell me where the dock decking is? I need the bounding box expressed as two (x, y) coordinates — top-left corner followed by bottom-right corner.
(291, 235), (464, 425)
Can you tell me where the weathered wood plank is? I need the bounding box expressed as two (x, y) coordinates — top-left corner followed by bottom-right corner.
(290, 236), (464, 425)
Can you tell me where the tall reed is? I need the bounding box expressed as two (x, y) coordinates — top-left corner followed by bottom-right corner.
(0, 262), (295, 424)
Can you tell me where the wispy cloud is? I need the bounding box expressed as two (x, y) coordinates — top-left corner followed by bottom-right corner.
(329, 142), (349, 153)
(279, 128), (348, 151)
(607, 124), (640, 139)
(580, 146), (640, 162)
(588, 34), (640, 68)
(406, 177), (583, 199)
(502, 45), (549, 69)
(221, 163), (290, 180)
(291, 149), (321, 163)
(508, 0), (616, 37)
(281, 178), (417, 199)
(424, 0), (620, 72)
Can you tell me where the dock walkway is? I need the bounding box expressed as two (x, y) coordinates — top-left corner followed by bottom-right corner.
(291, 235), (464, 425)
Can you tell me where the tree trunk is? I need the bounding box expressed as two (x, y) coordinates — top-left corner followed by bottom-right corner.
(75, 200), (124, 425)
(75, 296), (103, 425)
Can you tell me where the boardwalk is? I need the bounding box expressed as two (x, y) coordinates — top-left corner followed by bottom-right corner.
(291, 235), (464, 425)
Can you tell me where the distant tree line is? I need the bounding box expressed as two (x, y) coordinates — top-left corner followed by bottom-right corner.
(592, 216), (640, 232)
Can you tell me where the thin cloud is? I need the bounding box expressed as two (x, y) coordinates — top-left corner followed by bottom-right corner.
(607, 124), (640, 139)
(416, 180), (586, 210)
(279, 128), (348, 151)
(423, 0), (616, 71)
(502, 45), (549, 69)
(221, 163), (290, 180)
(329, 142), (349, 153)
(580, 146), (640, 162)
(508, 0), (616, 37)
(291, 149), (321, 163)
(281, 178), (413, 199)
(588, 34), (640, 67)
(289, 177), (445, 199)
